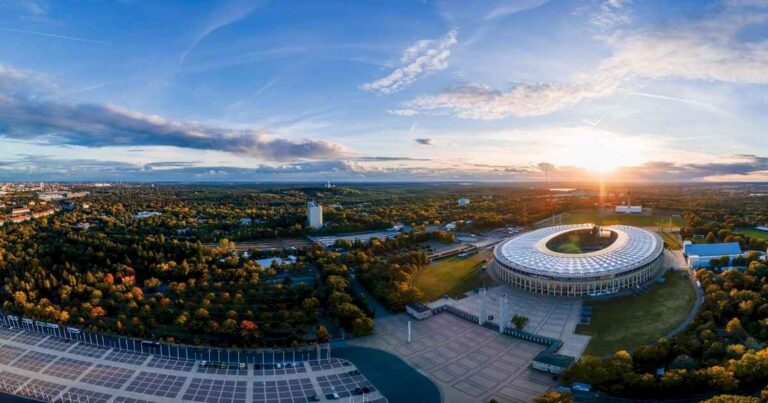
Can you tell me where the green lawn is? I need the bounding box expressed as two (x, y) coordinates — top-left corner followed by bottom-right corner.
(658, 231), (682, 250)
(577, 271), (696, 357)
(735, 227), (768, 240)
(559, 212), (683, 227)
(414, 250), (496, 301)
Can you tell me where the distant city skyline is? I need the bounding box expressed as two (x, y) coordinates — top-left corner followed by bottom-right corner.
(1, 0), (768, 182)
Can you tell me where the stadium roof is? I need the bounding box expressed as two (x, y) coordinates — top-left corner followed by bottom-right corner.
(683, 242), (742, 257)
(495, 224), (663, 278)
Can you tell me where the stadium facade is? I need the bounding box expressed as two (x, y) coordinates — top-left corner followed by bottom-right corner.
(492, 224), (664, 297)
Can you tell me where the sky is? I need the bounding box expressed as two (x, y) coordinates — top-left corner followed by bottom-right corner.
(1, 0), (768, 182)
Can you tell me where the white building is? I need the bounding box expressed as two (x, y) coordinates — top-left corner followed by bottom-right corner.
(458, 198), (470, 206)
(307, 201), (323, 229)
(683, 241), (745, 268)
(134, 211), (161, 219)
(615, 205), (642, 214)
(405, 302), (433, 320)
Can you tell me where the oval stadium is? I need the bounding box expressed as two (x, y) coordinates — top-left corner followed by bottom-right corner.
(492, 224), (664, 297)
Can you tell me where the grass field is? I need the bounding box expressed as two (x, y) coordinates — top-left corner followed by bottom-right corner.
(414, 249), (497, 301)
(658, 232), (683, 250)
(577, 271), (696, 357)
(559, 212), (683, 227)
(735, 227), (768, 240)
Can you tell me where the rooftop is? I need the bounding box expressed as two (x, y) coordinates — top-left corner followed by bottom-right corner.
(684, 242), (742, 257)
(495, 224), (663, 278)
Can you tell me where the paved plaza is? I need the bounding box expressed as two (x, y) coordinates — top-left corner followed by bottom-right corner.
(351, 313), (557, 403)
(443, 285), (590, 358)
(0, 327), (386, 402)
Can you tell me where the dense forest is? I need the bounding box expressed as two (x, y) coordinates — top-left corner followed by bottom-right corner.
(0, 183), (577, 347)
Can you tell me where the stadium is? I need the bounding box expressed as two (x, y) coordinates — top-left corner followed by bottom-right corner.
(492, 224), (665, 297)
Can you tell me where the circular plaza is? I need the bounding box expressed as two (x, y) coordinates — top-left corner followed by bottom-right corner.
(492, 224), (664, 297)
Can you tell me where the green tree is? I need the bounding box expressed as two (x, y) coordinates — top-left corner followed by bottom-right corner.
(511, 314), (529, 330)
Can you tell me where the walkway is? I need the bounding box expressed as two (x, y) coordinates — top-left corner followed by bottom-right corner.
(664, 268), (704, 340)
(352, 313), (556, 403)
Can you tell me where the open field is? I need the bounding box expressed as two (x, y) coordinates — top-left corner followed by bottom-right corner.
(559, 212), (683, 227)
(735, 227), (768, 240)
(577, 271), (696, 357)
(658, 232), (683, 250)
(414, 249), (496, 300)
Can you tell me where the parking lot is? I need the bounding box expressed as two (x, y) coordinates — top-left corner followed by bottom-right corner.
(0, 327), (387, 402)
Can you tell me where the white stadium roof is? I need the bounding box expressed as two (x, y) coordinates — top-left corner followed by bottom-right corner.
(495, 224), (663, 279)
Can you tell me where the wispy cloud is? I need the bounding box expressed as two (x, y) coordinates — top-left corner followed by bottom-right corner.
(360, 29), (458, 94)
(484, 0), (551, 20)
(402, 81), (619, 119)
(397, 2), (768, 120)
(579, 0), (633, 31)
(0, 28), (112, 45)
(178, 0), (264, 67)
(630, 91), (722, 111)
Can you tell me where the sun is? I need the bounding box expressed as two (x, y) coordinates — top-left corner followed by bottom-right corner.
(546, 129), (651, 175)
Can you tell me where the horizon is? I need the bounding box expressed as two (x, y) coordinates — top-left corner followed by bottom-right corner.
(2, 0), (768, 182)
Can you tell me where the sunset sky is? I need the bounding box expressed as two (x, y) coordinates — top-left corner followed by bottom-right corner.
(1, 0), (768, 182)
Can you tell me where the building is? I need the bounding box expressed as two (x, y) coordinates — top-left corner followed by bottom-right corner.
(37, 192), (65, 201)
(615, 205), (643, 214)
(11, 208), (29, 216)
(405, 302), (433, 320)
(307, 201), (323, 229)
(493, 224), (664, 297)
(457, 198), (470, 206)
(615, 191), (641, 213)
(683, 241), (744, 268)
(134, 211), (161, 219)
(32, 209), (55, 219)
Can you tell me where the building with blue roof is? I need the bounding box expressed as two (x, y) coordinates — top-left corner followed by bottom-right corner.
(683, 241), (743, 268)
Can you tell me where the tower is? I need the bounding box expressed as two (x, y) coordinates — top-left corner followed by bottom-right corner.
(478, 288), (487, 325)
(307, 201), (323, 229)
(499, 294), (510, 333)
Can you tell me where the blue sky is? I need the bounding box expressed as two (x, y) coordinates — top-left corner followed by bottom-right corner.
(1, 0), (768, 182)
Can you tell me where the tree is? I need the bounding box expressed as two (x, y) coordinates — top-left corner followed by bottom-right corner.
(512, 314), (529, 330)
(89, 306), (106, 319)
(726, 318), (748, 342)
(703, 395), (759, 403)
(535, 391), (573, 403)
(316, 325), (331, 342)
(222, 319), (237, 334)
(704, 366), (738, 391)
(351, 317), (373, 336)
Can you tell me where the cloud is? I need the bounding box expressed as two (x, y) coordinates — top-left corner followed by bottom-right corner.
(178, 0), (264, 66)
(1, 0), (47, 18)
(360, 29), (458, 94)
(0, 28), (112, 45)
(403, 81), (619, 119)
(484, 0), (552, 20)
(607, 155), (768, 181)
(415, 138), (435, 145)
(0, 64), (350, 161)
(580, 0), (633, 30)
(388, 108), (419, 116)
(398, 3), (768, 120)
